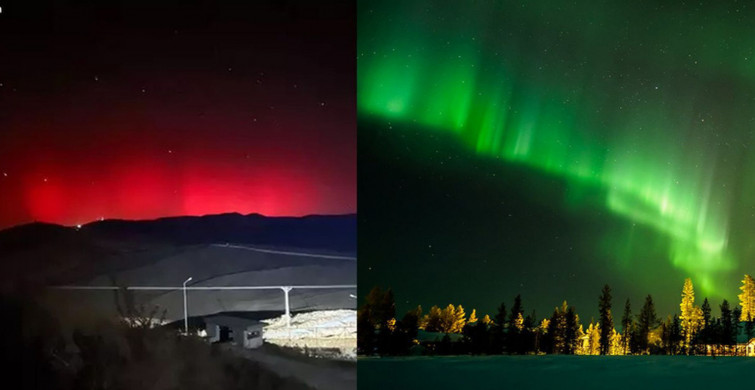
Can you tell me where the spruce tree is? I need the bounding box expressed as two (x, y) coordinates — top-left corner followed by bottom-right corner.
(380, 288), (397, 326)
(587, 322), (601, 355)
(720, 300), (733, 346)
(547, 308), (558, 353)
(679, 278), (703, 353)
(509, 294), (523, 326)
(732, 307), (742, 343)
(565, 305), (579, 354)
(492, 302), (507, 353)
(621, 298), (632, 354)
(494, 302), (507, 327)
(739, 274), (755, 321)
(440, 304), (457, 333)
(357, 306), (376, 354)
(598, 284), (613, 355)
(699, 298), (711, 345)
(508, 295), (524, 353)
(425, 305), (443, 332)
(468, 309), (478, 324)
(548, 303), (567, 353)
(701, 298), (711, 327)
(452, 305), (466, 333)
(636, 294), (657, 354)
(523, 311), (537, 354)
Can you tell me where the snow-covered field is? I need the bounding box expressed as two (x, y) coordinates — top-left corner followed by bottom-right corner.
(359, 355), (755, 389)
(263, 310), (356, 359)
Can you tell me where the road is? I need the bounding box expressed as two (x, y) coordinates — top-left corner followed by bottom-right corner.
(224, 344), (356, 390)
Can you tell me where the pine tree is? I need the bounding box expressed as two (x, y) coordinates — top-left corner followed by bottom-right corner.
(494, 302), (507, 327)
(468, 309), (478, 324)
(575, 324), (587, 355)
(383, 289), (396, 316)
(720, 300), (733, 346)
(440, 304), (457, 333)
(587, 322), (601, 355)
(598, 284), (613, 355)
(699, 298), (711, 345)
(565, 305), (579, 354)
(679, 278), (703, 353)
(425, 305), (443, 332)
(621, 298), (632, 354)
(636, 294), (657, 354)
(481, 314), (492, 325)
(514, 312), (524, 331)
(393, 309), (421, 355)
(507, 295), (524, 353)
(739, 274), (755, 322)
(357, 306), (376, 354)
(364, 286), (393, 327)
(509, 294), (523, 326)
(547, 307), (563, 353)
(609, 328), (622, 355)
(523, 311), (537, 354)
(701, 298), (711, 327)
(670, 315), (682, 355)
(538, 318), (550, 353)
(492, 302), (507, 354)
(732, 307), (742, 343)
(452, 305), (466, 333)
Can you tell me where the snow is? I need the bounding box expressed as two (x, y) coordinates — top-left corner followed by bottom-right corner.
(263, 309), (356, 338)
(262, 310), (356, 359)
(359, 355), (755, 389)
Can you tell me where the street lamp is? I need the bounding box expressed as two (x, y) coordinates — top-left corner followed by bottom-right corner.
(281, 286), (293, 329)
(183, 277), (193, 334)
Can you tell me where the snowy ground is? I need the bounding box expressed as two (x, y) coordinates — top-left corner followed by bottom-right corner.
(359, 355), (755, 389)
(262, 310), (356, 360)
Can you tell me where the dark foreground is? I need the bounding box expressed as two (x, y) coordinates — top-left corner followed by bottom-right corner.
(358, 355), (755, 389)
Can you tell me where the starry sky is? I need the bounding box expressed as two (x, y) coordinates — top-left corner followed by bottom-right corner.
(0, 0), (355, 229)
(358, 0), (755, 319)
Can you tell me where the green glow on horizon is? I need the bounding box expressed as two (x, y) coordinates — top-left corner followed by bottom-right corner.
(358, 0), (755, 296)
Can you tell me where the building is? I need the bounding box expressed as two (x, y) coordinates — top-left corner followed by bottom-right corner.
(204, 314), (264, 349)
(703, 323), (755, 357)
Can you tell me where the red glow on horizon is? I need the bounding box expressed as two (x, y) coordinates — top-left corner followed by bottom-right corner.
(1, 116), (355, 229)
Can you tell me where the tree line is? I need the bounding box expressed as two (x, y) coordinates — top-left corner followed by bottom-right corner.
(358, 274), (755, 356)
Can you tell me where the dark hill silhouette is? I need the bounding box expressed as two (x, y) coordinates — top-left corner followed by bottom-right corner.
(80, 213), (356, 253)
(0, 213), (356, 292)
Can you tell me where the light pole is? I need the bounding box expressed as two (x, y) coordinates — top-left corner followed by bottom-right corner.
(279, 286), (295, 329)
(183, 277), (193, 334)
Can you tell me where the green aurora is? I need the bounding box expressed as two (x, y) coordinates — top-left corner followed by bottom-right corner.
(358, 0), (755, 299)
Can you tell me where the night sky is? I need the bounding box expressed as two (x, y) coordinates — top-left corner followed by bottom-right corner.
(0, 0), (355, 229)
(358, 0), (755, 319)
